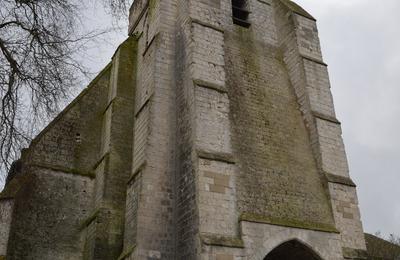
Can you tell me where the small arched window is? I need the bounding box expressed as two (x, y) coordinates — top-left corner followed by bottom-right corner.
(231, 0), (251, 27)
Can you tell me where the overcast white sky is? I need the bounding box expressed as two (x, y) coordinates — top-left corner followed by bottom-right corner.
(1, 0), (398, 239)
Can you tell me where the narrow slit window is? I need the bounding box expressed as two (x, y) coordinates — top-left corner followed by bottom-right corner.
(232, 0), (251, 27)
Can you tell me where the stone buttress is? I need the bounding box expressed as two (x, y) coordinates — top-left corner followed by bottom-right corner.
(0, 37), (138, 260)
(0, 0), (367, 259)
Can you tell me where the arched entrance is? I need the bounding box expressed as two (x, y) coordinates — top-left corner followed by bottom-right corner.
(264, 240), (323, 260)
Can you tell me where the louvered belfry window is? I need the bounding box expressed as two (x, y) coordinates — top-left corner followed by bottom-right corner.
(232, 0), (251, 27)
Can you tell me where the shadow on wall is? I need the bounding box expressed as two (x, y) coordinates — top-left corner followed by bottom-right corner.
(264, 240), (322, 260)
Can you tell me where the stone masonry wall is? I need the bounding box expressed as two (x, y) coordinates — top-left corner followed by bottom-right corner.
(241, 221), (343, 259)
(0, 199), (13, 257)
(84, 37), (137, 260)
(274, 0), (367, 257)
(176, 1), (242, 259)
(175, 0), (199, 258)
(6, 168), (93, 260)
(0, 1), (367, 259)
(330, 183), (366, 256)
(27, 67), (110, 174)
(124, 0), (179, 259)
(181, 0), (366, 259)
(3, 64), (110, 260)
(225, 0), (335, 230)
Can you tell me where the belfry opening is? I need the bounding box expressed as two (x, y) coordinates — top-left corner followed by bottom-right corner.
(264, 240), (322, 260)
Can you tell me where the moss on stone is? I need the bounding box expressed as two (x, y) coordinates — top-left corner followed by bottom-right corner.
(365, 233), (400, 259)
(342, 247), (368, 259)
(225, 22), (337, 232)
(30, 163), (95, 179)
(117, 244), (136, 260)
(79, 208), (100, 230)
(112, 35), (139, 61)
(236, 26), (260, 76)
(148, 0), (157, 18)
(240, 212), (339, 233)
(30, 63), (112, 147)
(128, 161), (146, 184)
(111, 36), (138, 99)
(0, 172), (31, 199)
(201, 234), (244, 248)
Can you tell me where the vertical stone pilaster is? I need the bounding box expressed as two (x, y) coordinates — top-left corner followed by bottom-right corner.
(124, 1), (179, 259)
(174, 1), (242, 259)
(86, 37), (138, 260)
(175, 1), (198, 258)
(187, 0), (241, 258)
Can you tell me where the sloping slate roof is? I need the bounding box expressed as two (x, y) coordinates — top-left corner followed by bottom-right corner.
(365, 233), (400, 260)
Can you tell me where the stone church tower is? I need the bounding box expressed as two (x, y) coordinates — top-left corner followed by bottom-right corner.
(0, 0), (367, 259)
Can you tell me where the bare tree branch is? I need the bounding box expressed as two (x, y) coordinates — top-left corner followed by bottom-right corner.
(0, 0), (134, 184)
(0, 0), (85, 181)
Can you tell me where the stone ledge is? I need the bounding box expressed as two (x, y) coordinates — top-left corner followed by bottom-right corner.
(301, 54), (328, 67)
(103, 97), (116, 114)
(135, 93), (152, 117)
(194, 79), (227, 93)
(79, 208), (100, 230)
(191, 18), (224, 33)
(325, 173), (356, 187)
(128, 161), (147, 185)
(92, 152), (109, 170)
(342, 247), (368, 259)
(257, 0), (271, 6)
(313, 111), (341, 125)
(197, 149), (236, 164)
(103, 96), (135, 116)
(240, 212), (339, 234)
(142, 32), (159, 57)
(201, 234), (244, 248)
(30, 163), (95, 179)
(128, 0), (149, 34)
(118, 244), (136, 260)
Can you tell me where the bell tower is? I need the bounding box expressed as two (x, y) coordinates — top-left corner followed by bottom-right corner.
(124, 0), (367, 259)
(0, 0), (367, 259)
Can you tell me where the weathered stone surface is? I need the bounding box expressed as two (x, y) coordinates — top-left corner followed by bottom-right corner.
(365, 233), (400, 259)
(0, 1), (367, 259)
(0, 199), (13, 256)
(6, 167), (93, 260)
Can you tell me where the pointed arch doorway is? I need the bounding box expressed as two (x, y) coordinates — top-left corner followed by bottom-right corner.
(264, 240), (323, 260)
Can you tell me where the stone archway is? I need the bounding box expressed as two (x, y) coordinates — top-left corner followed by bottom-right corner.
(264, 240), (323, 260)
